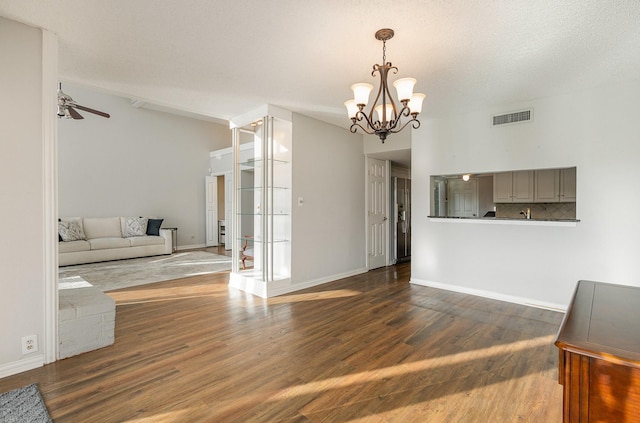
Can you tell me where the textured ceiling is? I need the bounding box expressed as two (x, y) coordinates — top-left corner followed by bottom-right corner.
(1, 0), (639, 131)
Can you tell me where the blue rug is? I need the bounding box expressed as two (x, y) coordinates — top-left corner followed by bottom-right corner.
(0, 384), (52, 423)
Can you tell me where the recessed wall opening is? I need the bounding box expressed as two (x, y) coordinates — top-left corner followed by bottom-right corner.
(430, 166), (577, 221)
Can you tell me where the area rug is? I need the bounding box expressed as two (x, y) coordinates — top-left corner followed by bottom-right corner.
(0, 384), (52, 423)
(58, 251), (232, 291)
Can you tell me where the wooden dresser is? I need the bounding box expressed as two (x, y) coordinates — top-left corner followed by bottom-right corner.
(555, 280), (640, 422)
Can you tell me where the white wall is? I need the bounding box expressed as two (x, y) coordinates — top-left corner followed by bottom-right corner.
(363, 127), (411, 155)
(58, 84), (231, 249)
(291, 113), (367, 285)
(412, 79), (640, 309)
(0, 18), (46, 373)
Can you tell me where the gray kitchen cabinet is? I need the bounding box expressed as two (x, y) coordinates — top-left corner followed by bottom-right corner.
(493, 170), (534, 203)
(534, 167), (576, 202)
(534, 169), (560, 202)
(559, 167), (576, 202)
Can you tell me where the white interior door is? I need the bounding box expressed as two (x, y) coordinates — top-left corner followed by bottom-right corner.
(205, 176), (218, 246)
(447, 179), (479, 217)
(367, 157), (388, 270)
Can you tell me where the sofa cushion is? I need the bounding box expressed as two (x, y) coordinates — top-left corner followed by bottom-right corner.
(60, 217), (84, 230)
(83, 217), (122, 239)
(89, 237), (131, 250)
(146, 218), (164, 236)
(122, 217), (148, 237)
(58, 240), (91, 253)
(129, 236), (165, 247)
(58, 220), (87, 241)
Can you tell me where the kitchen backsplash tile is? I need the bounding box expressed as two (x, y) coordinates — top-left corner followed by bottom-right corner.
(496, 202), (576, 219)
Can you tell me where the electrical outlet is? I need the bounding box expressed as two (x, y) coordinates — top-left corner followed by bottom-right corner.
(21, 335), (38, 355)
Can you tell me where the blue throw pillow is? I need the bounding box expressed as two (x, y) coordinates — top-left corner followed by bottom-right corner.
(146, 218), (164, 236)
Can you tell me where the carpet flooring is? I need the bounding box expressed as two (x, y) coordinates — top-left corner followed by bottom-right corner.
(58, 251), (232, 291)
(0, 384), (52, 423)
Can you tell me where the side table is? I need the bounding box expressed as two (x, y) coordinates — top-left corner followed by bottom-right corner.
(163, 227), (178, 252)
(555, 280), (640, 422)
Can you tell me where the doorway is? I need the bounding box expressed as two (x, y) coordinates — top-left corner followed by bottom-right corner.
(365, 153), (412, 270)
(205, 173), (232, 249)
(392, 176), (411, 263)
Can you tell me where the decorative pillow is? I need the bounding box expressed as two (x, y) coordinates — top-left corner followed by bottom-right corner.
(123, 217), (148, 237)
(58, 220), (87, 242)
(146, 218), (164, 236)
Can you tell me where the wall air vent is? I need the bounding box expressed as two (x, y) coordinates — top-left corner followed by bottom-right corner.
(492, 109), (532, 126)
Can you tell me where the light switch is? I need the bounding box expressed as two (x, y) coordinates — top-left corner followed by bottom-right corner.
(298, 197), (304, 206)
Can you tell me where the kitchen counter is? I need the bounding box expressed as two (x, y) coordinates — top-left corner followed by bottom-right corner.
(428, 216), (580, 226)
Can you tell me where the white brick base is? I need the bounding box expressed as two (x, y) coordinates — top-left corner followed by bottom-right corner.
(59, 277), (115, 359)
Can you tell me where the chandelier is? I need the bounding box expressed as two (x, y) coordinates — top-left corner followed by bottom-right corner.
(344, 28), (425, 143)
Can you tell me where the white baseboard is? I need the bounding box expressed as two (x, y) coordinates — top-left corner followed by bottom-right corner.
(268, 268), (369, 297)
(228, 272), (273, 298)
(410, 278), (567, 312)
(0, 354), (44, 379)
(176, 243), (206, 251)
(229, 267), (369, 298)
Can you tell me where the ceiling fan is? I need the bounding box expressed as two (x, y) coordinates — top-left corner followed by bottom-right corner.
(57, 83), (110, 119)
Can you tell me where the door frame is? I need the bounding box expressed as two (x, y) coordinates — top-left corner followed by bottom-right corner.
(205, 176), (218, 247)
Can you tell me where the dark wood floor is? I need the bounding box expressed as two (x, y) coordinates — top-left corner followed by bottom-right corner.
(0, 260), (564, 422)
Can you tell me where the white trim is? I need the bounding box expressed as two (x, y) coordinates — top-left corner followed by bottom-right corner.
(428, 217), (578, 227)
(266, 268), (368, 297)
(364, 156), (369, 269)
(177, 243), (207, 251)
(384, 160), (391, 267)
(410, 277), (567, 312)
(0, 355), (44, 379)
(228, 272), (268, 298)
(362, 154), (369, 269)
(229, 268), (368, 298)
(229, 104), (292, 129)
(42, 29), (58, 364)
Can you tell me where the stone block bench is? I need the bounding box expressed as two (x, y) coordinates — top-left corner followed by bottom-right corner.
(58, 276), (115, 359)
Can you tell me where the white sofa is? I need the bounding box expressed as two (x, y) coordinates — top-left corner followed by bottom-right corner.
(59, 217), (172, 266)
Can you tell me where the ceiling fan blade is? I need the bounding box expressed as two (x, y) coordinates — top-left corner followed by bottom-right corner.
(74, 104), (110, 118)
(67, 107), (84, 120)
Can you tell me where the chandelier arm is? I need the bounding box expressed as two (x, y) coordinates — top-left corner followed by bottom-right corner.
(356, 107), (381, 132)
(385, 101), (414, 131)
(369, 63), (401, 129)
(368, 64), (385, 127)
(387, 116), (421, 134)
(398, 102), (411, 117)
(386, 65), (400, 123)
(350, 121), (376, 135)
